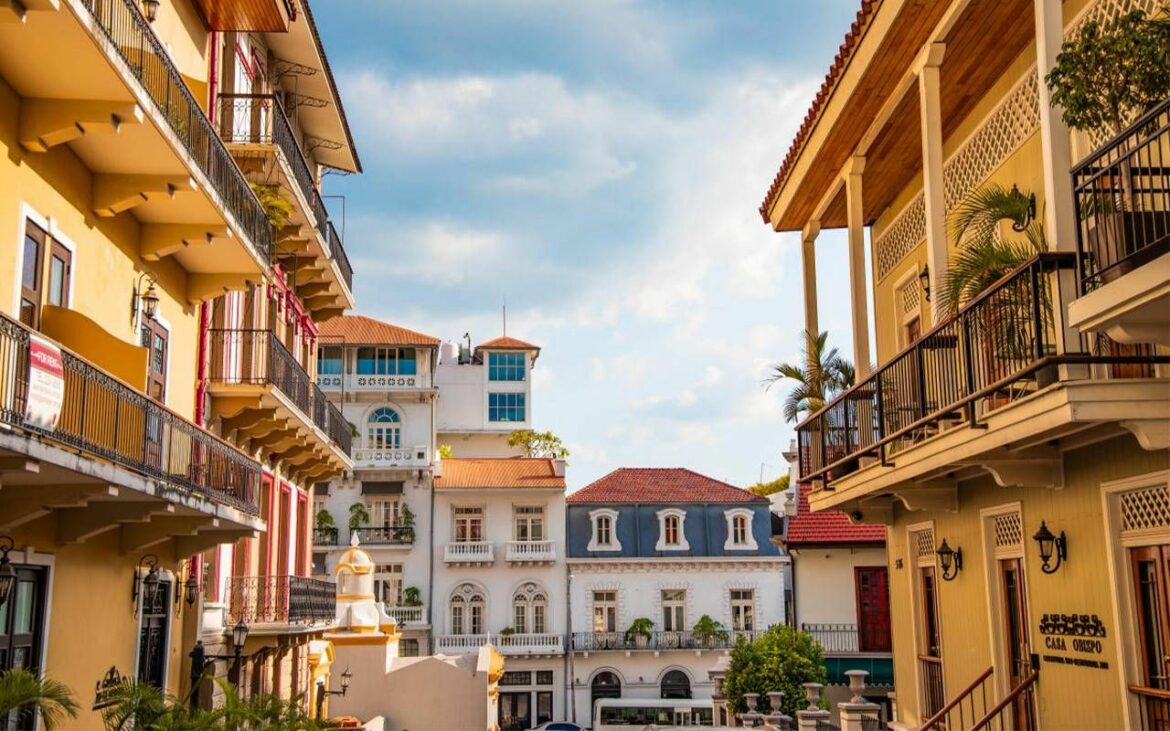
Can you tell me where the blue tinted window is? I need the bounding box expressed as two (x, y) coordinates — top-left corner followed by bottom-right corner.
(488, 352), (525, 381)
(355, 347), (417, 375)
(488, 392), (526, 422)
(318, 347), (343, 375)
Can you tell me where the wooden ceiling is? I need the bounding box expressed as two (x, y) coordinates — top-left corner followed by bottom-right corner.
(191, 0), (290, 32)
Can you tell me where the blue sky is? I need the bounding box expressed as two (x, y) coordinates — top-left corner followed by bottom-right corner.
(314, 0), (866, 490)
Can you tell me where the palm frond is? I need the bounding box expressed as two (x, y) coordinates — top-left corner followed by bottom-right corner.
(764, 330), (855, 423)
(0, 669), (80, 731)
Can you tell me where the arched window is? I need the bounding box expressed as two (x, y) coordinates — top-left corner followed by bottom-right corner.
(512, 583), (548, 634)
(591, 671), (622, 710)
(664, 515), (680, 544)
(450, 583), (485, 635)
(660, 669), (692, 699)
(723, 508), (759, 550)
(655, 508), (690, 551)
(367, 407), (401, 450)
(588, 508), (621, 551)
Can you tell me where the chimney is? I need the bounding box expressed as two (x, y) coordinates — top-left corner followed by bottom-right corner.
(552, 459), (566, 478)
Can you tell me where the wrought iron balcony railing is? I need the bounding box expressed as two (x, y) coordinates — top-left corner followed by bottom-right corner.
(216, 93), (353, 292)
(1073, 97), (1170, 292)
(570, 630), (760, 651)
(802, 623), (860, 653)
(313, 526), (338, 546)
(354, 525), (415, 545)
(81, 0), (271, 262)
(795, 254), (1165, 487)
(228, 575), (336, 625)
(0, 315), (260, 514)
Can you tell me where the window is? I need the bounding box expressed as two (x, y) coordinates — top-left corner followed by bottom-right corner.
(141, 319), (169, 403)
(514, 505), (545, 541)
(356, 347), (417, 376)
(318, 346), (343, 375)
(19, 220), (73, 330)
(512, 583), (548, 634)
(450, 584), (485, 635)
(0, 564), (47, 692)
(661, 589), (686, 632)
(366, 407), (401, 450)
(488, 351), (525, 381)
(723, 509), (759, 550)
(399, 639), (420, 657)
(593, 591), (617, 632)
(588, 509), (621, 551)
(454, 507), (484, 542)
(660, 670), (692, 700)
(730, 589), (755, 631)
(374, 563), (403, 606)
(136, 576), (172, 690)
(655, 509), (690, 551)
(488, 392), (525, 422)
(366, 498), (401, 528)
(47, 241), (71, 308)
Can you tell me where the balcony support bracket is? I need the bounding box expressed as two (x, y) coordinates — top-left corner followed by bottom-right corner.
(222, 409), (278, 441)
(120, 515), (211, 553)
(19, 99), (141, 152)
(0, 483), (118, 530)
(175, 527), (258, 557)
(186, 273), (258, 305)
(1122, 420), (1170, 451)
(140, 224), (231, 262)
(892, 482), (957, 513)
(93, 174), (197, 218)
(979, 459), (1063, 490)
(57, 501), (173, 545)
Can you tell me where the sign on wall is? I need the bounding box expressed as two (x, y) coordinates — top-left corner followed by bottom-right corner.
(25, 334), (64, 430)
(1039, 613), (1109, 670)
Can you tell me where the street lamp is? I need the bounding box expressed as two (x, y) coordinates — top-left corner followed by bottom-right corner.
(141, 0), (159, 22)
(132, 554), (161, 611)
(918, 265), (932, 302)
(935, 539), (962, 581)
(1033, 521), (1067, 574)
(131, 272), (160, 325)
(184, 568), (199, 606)
(231, 620), (250, 658)
(0, 536), (16, 609)
(315, 667), (352, 720)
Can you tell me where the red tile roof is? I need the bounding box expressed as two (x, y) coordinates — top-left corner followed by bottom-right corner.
(785, 482), (886, 546)
(476, 336), (540, 351)
(568, 468), (767, 504)
(318, 315), (440, 347)
(435, 458), (565, 490)
(758, 0), (884, 224)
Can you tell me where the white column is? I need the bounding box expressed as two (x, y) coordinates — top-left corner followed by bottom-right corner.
(801, 220), (821, 372)
(845, 156), (872, 377)
(1033, 0), (1076, 251)
(918, 43), (948, 323)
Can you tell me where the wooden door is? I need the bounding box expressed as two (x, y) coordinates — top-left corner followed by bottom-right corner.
(918, 566), (945, 718)
(856, 566), (891, 652)
(1132, 545), (1170, 729)
(140, 319), (168, 469)
(999, 558), (1035, 729)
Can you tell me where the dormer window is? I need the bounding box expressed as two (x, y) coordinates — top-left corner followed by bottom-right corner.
(488, 352), (525, 381)
(588, 508), (621, 552)
(723, 508), (759, 551)
(655, 508), (690, 551)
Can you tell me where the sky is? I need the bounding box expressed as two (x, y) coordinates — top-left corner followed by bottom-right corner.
(313, 0), (868, 491)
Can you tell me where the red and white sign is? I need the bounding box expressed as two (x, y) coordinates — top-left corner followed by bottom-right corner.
(25, 335), (64, 430)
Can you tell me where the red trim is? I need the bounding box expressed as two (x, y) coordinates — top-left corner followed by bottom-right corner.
(296, 491), (310, 577)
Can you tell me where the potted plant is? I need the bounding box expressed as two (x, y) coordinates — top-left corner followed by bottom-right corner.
(692, 615), (730, 649)
(398, 505), (416, 542)
(1045, 9), (1170, 282)
(348, 502), (370, 534)
(402, 586), (422, 607)
(248, 182), (294, 230)
(625, 618), (654, 649)
(315, 509), (336, 543)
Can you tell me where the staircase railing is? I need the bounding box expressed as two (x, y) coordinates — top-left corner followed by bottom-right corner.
(917, 666), (993, 731)
(971, 669), (1038, 731)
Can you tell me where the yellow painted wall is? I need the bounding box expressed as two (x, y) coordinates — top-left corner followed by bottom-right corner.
(886, 435), (1169, 729)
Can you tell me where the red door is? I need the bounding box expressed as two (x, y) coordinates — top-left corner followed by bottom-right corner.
(856, 566), (891, 652)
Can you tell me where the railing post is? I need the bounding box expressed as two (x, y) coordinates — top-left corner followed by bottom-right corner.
(961, 312), (979, 427)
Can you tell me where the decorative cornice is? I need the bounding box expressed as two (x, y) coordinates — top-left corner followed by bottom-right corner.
(566, 557), (784, 573)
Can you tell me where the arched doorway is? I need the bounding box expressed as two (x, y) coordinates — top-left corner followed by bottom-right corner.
(660, 669), (692, 699)
(591, 671), (622, 711)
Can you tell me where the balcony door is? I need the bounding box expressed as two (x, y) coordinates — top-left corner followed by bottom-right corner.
(136, 577), (172, 690)
(998, 558), (1035, 729)
(140, 319), (168, 469)
(0, 566), (47, 731)
(1133, 545), (1170, 729)
(855, 566), (891, 652)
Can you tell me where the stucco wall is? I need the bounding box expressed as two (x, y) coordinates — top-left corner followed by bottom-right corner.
(792, 545), (887, 627)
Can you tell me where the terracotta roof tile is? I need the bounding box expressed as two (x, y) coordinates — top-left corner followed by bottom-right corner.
(435, 458), (565, 490)
(476, 336), (540, 351)
(785, 482), (885, 545)
(758, 0), (884, 224)
(567, 468), (767, 504)
(318, 315), (440, 347)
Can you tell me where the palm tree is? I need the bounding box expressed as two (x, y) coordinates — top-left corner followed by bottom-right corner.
(0, 668), (79, 731)
(763, 330), (855, 423)
(940, 184), (1047, 317)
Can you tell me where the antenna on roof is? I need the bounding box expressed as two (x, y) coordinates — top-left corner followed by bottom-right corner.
(502, 297), (507, 337)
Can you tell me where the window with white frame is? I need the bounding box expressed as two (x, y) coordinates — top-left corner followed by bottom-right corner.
(661, 589), (686, 631)
(514, 505), (545, 541)
(730, 589), (755, 631)
(512, 583), (548, 634)
(593, 590), (618, 632)
(655, 509), (690, 551)
(374, 564), (403, 606)
(488, 392), (525, 422)
(366, 407), (401, 450)
(723, 508), (759, 550)
(366, 498), (401, 528)
(588, 509), (621, 551)
(450, 584), (485, 635)
(488, 351), (526, 381)
(454, 507), (484, 542)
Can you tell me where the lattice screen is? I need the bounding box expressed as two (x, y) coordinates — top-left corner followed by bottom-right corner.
(912, 527), (936, 560)
(1121, 484), (1170, 534)
(875, 194), (925, 280)
(993, 512), (1024, 553)
(900, 277), (921, 315)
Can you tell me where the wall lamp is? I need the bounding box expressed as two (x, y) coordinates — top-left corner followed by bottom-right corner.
(918, 264), (931, 302)
(141, 0), (159, 22)
(0, 536), (16, 609)
(936, 538), (962, 581)
(315, 667), (352, 720)
(132, 553), (161, 610)
(131, 272), (160, 325)
(1033, 521), (1067, 574)
(1009, 184), (1037, 232)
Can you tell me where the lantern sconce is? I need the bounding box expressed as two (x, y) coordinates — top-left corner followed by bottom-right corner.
(0, 535), (17, 609)
(132, 553), (161, 611)
(1033, 521), (1067, 574)
(936, 538), (962, 582)
(918, 264), (931, 302)
(142, 0), (159, 23)
(1010, 184), (1037, 232)
(130, 272), (160, 325)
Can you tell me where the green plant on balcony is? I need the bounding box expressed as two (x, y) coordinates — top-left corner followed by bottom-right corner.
(348, 502), (370, 532)
(692, 614), (730, 648)
(249, 182), (294, 229)
(402, 586), (423, 607)
(625, 617), (655, 648)
(397, 504), (416, 542)
(315, 509), (335, 530)
(499, 626), (516, 637)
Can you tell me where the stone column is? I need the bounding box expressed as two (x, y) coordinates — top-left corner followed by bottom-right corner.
(845, 156), (872, 377)
(1033, 0), (1076, 251)
(918, 43), (948, 324)
(801, 220), (822, 372)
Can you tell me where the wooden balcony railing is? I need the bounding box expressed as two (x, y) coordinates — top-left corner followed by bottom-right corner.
(0, 316), (260, 514)
(1130, 684), (1170, 730)
(917, 655), (947, 724)
(81, 0), (271, 262)
(796, 254), (1166, 486)
(228, 575), (335, 625)
(917, 664), (991, 731)
(1074, 97), (1170, 292)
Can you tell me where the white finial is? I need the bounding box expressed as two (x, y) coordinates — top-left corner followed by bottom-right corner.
(350, 532), (361, 547)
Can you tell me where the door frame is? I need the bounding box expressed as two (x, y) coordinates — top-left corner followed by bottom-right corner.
(132, 567), (175, 692)
(979, 502), (1026, 701)
(854, 565), (891, 653)
(1102, 470), (1170, 730)
(0, 549), (54, 673)
(905, 520), (942, 722)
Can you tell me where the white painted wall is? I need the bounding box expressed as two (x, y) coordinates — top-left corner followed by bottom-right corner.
(792, 546), (887, 627)
(435, 346), (534, 440)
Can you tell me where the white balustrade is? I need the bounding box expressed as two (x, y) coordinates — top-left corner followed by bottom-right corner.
(434, 633), (564, 655)
(318, 373), (431, 392)
(505, 540), (556, 563)
(352, 446), (430, 469)
(443, 541), (494, 563)
(435, 634), (491, 653)
(383, 605), (426, 625)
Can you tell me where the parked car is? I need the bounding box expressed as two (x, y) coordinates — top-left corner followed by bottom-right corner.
(533, 723), (586, 731)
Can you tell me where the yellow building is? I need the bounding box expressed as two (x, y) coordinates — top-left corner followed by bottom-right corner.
(0, 0), (356, 726)
(759, 0), (1168, 729)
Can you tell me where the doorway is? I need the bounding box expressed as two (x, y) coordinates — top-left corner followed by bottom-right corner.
(998, 558), (1035, 729)
(856, 566), (891, 652)
(499, 691), (531, 731)
(1132, 545), (1170, 729)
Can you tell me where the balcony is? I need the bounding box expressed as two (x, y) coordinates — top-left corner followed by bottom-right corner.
(505, 540), (556, 564)
(228, 575), (336, 630)
(353, 525), (414, 546)
(435, 633), (564, 656)
(570, 630), (760, 653)
(802, 623), (861, 654)
(0, 0), (271, 288)
(217, 93), (353, 314)
(384, 605), (427, 626)
(0, 314), (262, 548)
(444, 541), (494, 565)
(351, 445), (431, 471)
(207, 328), (352, 485)
(313, 526), (338, 547)
(1070, 97), (1170, 347)
(796, 254), (1167, 500)
(319, 371), (433, 392)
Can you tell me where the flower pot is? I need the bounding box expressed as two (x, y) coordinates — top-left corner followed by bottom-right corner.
(635, 634), (648, 649)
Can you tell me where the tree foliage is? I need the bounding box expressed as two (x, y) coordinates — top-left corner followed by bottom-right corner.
(723, 625), (827, 718)
(762, 331), (855, 424)
(0, 669), (79, 731)
(437, 444), (454, 459)
(748, 474), (790, 497)
(1045, 9), (1170, 134)
(348, 502), (370, 531)
(100, 676), (323, 730)
(506, 429), (569, 459)
(248, 183), (295, 230)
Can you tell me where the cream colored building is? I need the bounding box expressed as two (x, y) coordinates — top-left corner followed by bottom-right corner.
(759, 0), (1169, 729)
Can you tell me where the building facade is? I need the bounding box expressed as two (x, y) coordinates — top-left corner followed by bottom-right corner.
(565, 468), (787, 727)
(758, 0), (1169, 728)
